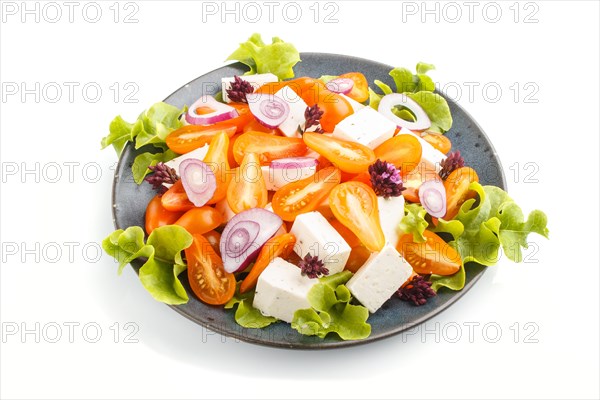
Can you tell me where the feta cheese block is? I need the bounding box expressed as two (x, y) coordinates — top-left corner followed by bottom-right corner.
(253, 257), (318, 323)
(260, 163), (317, 191)
(346, 245), (413, 313)
(333, 107), (396, 149)
(340, 93), (366, 112)
(377, 195), (405, 246)
(398, 127), (447, 172)
(221, 73), (278, 103)
(274, 86), (309, 138)
(290, 211), (351, 275)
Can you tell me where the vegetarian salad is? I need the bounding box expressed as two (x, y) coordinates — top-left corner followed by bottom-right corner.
(102, 34), (549, 341)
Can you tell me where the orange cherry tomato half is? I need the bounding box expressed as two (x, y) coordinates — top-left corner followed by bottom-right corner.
(402, 163), (441, 203)
(166, 125), (237, 155)
(272, 166), (341, 221)
(203, 130), (231, 204)
(374, 134), (422, 174)
(185, 234), (236, 305)
(174, 206), (223, 236)
(233, 131), (307, 165)
(344, 246), (372, 273)
(160, 180), (195, 212)
(144, 195), (184, 235)
(421, 131), (452, 154)
(303, 132), (376, 174)
(243, 119), (281, 135)
(240, 233), (296, 294)
(203, 230), (221, 256)
(444, 166), (479, 220)
(338, 72), (369, 103)
(329, 218), (362, 248)
(397, 230), (461, 276)
(328, 182), (385, 252)
(226, 152), (268, 213)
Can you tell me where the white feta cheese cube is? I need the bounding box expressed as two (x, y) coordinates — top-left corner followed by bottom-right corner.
(340, 93), (366, 112)
(290, 212), (351, 275)
(346, 245), (413, 313)
(221, 73), (278, 103)
(253, 257), (318, 323)
(377, 195), (405, 246)
(398, 127), (447, 172)
(274, 86), (309, 138)
(260, 163), (317, 191)
(333, 107), (396, 149)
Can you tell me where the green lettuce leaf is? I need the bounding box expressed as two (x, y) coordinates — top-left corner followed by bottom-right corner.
(406, 92), (453, 133)
(430, 183), (549, 291)
(102, 225), (193, 305)
(131, 150), (178, 184)
(100, 102), (185, 156)
(133, 102), (186, 149)
(291, 271), (371, 340)
(226, 33), (301, 80)
(225, 284), (277, 329)
(398, 203), (429, 243)
(101, 116), (134, 156)
(369, 62), (452, 133)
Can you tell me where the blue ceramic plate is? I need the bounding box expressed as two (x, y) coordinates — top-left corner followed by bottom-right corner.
(112, 53), (506, 349)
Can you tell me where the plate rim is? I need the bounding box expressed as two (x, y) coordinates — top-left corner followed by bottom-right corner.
(111, 52), (506, 349)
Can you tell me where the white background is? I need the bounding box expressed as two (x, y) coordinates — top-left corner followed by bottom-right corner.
(1, 1), (599, 399)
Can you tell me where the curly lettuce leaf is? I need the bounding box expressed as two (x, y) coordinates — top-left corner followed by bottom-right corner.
(430, 183), (549, 291)
(225, 284), (277, 329)
(131, 150), (178, 184)
(102, 225), (193, 305)
(369, 62), (452, 133)
(291, 271), (371, 340)
(226, 33), (301, 80)
(406, 92), (453, 133)
(100, 102), (185, 156)
(398, 203), (429, 243)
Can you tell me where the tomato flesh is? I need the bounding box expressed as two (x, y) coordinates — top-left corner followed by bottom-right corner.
(161, 180), (195, 212)
(226, 152), (268, 213)
(328, 182), (385, 252)
(166, 125), (236, 155)
(233, 131), (307, 165)
(203, 130), (231, 204)
(303, 132), (375, 174)
(444, 166), (479, 220)
(339, 72), (369, 103)
(174, 206), (223, 236)
(185, 234), (236, 305)
(374, 134), (422, 174)
(272, 167), (341, 221)
(421, 131), (452, 154)
(145, 195), (184, 235)
(397, 231), (461, 276)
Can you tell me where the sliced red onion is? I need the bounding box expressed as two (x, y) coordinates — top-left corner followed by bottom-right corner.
(378, 93), (431, 131)
(186, 95), (239, 125)
(220, 208), (283, 273)
(246, 93), (290, 129)
(326, 78), (354, 94)
(418, 179), (446, 218)
(179, 159), (216, 207)
(270, 157), (318, 170)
